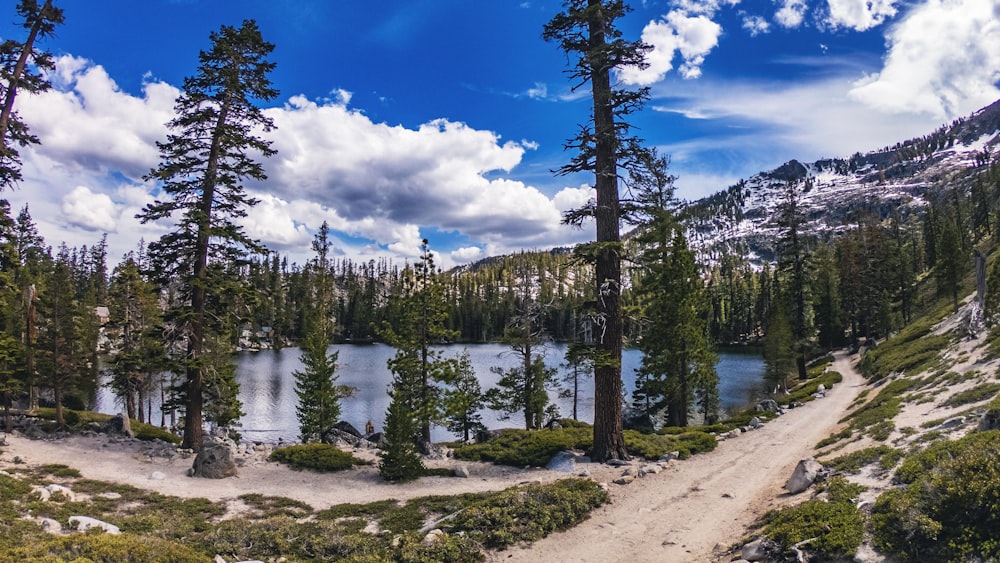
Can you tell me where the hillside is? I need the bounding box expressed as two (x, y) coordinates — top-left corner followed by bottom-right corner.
(686, 98), (1000, 263)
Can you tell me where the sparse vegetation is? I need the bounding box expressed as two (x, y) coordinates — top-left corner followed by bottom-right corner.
(944, 382), (1000, 407)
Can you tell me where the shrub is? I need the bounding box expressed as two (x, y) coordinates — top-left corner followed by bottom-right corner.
(452, 425), (591, 467)
(858, 317), (949, 381)
(9, 532), (208, 562)
(944, 382), (1000, 407)
(238, 493), (313, 519)
(822, 446), (898, 474)
(762, 497), (863, 558)
(872, 430), (1000, 561)
(269, 443), (369, 472)
(133, 421), (182, 444)
(450, 478), (607, 549)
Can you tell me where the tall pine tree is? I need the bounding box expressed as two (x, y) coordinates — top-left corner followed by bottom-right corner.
(138, 20), (278, 450)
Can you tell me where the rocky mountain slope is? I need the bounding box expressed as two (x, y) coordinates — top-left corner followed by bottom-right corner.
(686, 98), (1000, 263)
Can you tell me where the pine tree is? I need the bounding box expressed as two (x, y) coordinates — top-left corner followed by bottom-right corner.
(37, 245), (87, 428)
(763, 288), (795, 394)
(379, 240), (458, 450)
(0, 0), (63, 188)
(137, 20), (277, 451)
(442, 349), (485, 442)
(378, 383), (425, 482)
(543, 0), (650, 461)
(294, 223), (354, 443)
(560, 342), (594, 421)
(775, 181), (812, 379)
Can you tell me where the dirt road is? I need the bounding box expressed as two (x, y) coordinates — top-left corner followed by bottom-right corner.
(489, 351), (866, 563)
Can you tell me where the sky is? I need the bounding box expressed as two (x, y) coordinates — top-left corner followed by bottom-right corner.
(2, 0), (999, 268)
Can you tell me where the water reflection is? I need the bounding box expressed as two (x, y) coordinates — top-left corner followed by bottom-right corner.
(95, 343), (764, 443)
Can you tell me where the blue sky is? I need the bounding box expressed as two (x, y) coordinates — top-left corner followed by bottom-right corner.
(3, 0), (998, 267)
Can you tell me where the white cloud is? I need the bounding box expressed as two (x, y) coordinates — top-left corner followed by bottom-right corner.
(619, 11), (722, 85)
(775, 0), (808, 28)
(450, 246), (484, 262)
(61, 185), (120, 232)
(824, 0), (898, 30)
(849, 0), (1000, 119)
(742, 15), (771, 36)
(526, 82), (548, 99)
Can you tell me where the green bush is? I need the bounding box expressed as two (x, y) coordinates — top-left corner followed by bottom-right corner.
(631, 430), (717, 459)
(9, 532), (209, 562)
(762, 497), (863, 558)
(822, 446), (899, 474)
(452, 425), (592, 467)
(450, 478), (607, 549)
(858, 317), (950, 381)
(133, 421), (182, 444)
(944, 382), (1000, 407)
(269, 443), (370, 472)
(782, 370), (843, 405)
(872, 430), (1000, 561)
(238, 493), (313, 519)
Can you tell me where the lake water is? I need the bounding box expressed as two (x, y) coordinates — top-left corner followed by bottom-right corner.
(95, 343), (765, 443)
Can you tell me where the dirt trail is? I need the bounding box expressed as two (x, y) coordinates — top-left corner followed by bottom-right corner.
(489, 351), (866, 563)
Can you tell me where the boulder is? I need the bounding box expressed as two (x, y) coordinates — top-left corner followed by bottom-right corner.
(622, 407), (656, 432)
(756, 399), (779, 413)
(979, 409), (1000, 431)
(39, 517), (61, 534)
(149, 471), (166, 480)
(785, 458), (824, 494)
(546, 451), (579, 473)
(191, 443), (238, 479)
(749, 417), (763, 429)
(322, 427), (362, 447)
(741, 538), (778, 561)
(103, 413), (134, 438)
(453, 465), (470, 478)
(334, 420), (364, 438)
(606, 458), (630, 467)
(46, 484), (76, 501)
(69, 516), (121, 535)
(658, 451), (680, 462)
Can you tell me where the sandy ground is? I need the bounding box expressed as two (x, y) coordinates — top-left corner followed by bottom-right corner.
(1, 351), (866, 562)
(488, 351), (866, 563)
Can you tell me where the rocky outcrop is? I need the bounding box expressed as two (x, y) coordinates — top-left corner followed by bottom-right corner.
(103, 413), (134, 438)
(190, 443), (238, 479)
(69, 516), (121, 535)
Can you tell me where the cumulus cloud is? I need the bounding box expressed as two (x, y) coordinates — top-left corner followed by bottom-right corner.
(775, 0), (808, 28)
(824, 0), (898, 31)
(619, 11), (722, 85)
(19, 55), (175, 180)
(848, 0), (1000, 118)
(451, 246), (484, 262)
(61, 185), (119, 232)
(742, 15), (771, 36)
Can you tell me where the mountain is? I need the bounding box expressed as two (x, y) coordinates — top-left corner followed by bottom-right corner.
(685, 98), (1000, 263)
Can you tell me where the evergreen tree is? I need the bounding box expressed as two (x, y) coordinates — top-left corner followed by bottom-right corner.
(936, 207), (966, 312)
(137, 20), (278, 450)
(543, 0), (650, 461)
(294, 223), (354, 443)
(763, 288), (795, 394)
(378, 382), (424, 482)
(775, 181), (812, 379)
(107, 255), (165, 423)
(442, 349), (485, 442)
(812, 242), (844, 349)
(560, 342), (594, 421)
(0, 199), (22, 430)
(0, 0), (63, 188)
(379, 240), (458, 450)
(629, 150), (717, 427)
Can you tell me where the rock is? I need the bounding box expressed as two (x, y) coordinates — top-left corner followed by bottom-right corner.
(785, 458), (824, 494)
(149, 471), (166, 480)
(613, 474), (635, 485)
(639, 464), (661, 476)
(366, 431), (384, 446)
(817, 383), (826, 393)
(749, 417), (763, 429)
(756, 399), (779, 412)
(69, 516), (121, 535)
(937, 417), (965, 430)
(606, 458), (630, 467)
(622, 407), (656, 432)
(103, 413), (134, 438)
(39, 517), (62, 534)
(658, 451), (680, 462)
(213, 556), (228, 563)
(46, 484), (76, 501)
(453, 465), (470, 478)
(191, 444), (238, 479)
(423, 528), (446, 546)
(31, 485), (50, 502)
(980, 409), (1000, 431)
(741, 538), (777, 561)
(334, 420), (364, 438)
(546, 451), (578, 473)
(545, 418), (562, 430)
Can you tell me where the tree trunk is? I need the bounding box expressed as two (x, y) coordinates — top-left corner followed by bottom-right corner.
(588, 0), (627, 462)
(0, 0), (53, 150)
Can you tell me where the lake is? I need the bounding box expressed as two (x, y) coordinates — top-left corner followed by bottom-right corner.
(94, 343), (765, 443)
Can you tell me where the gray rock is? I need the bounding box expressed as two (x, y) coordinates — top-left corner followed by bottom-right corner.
(39, 517), (62, 534)
(423, 529), (446, 546)
(191, 443), (238, 479)
(149, 471), (166, 480)
(46, 484), (76, 501)
(741, 538), (777, 561)
(453, 465), (470, 478)
(979, 409), (1000, 431)
(756, 399), (779, 412)
(785, 458), (824, 494)
(937, 416), (965, 430)
(817, 383), (826, 393)
(613, 474), (635, 485)
(749, 417), (763, 429)
(546, 451), (578, 473)
(606, 458), (630, 467)
(658, 451), (680, 462)
(69, 515), (121, 535)
(639, 464), (661, 475)
(103, 413), (134, 438)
